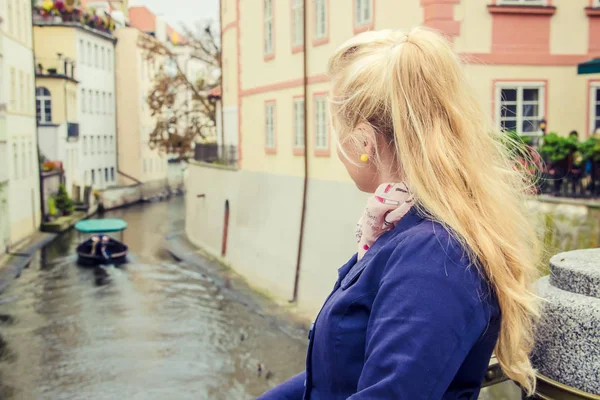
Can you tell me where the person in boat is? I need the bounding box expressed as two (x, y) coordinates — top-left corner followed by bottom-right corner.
(99, 236), (111, 263)
(90, 235), (100, 256)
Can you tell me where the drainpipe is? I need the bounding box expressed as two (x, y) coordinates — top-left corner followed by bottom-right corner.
(290, 0), (309, 303)
(31, 11), (44, 229)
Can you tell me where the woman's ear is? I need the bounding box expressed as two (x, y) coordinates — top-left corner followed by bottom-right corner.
(354, 122), (376, 157)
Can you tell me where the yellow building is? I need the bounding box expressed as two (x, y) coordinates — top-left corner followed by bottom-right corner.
(114, 26), (168, 187)
(186, 0), (600, 316)
(1, 0), (42, 248)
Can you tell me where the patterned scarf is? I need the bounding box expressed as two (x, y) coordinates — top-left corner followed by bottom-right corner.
(356, 183), (414, 260)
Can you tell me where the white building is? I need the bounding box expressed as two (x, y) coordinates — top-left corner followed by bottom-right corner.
(34, 21), (118, 193)
(1, 0), (42, 247)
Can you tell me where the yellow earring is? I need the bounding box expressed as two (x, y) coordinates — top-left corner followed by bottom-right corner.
(360, 154), (369, 163)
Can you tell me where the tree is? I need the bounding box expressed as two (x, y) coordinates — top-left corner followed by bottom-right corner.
(54, 184), (74, 216)
(138, 23), (221, 160)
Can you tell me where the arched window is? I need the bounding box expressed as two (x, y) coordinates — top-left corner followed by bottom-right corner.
(36, 87), (52, 123)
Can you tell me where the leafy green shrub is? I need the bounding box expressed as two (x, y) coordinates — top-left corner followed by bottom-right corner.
(579, 136), (600, 162)
(540, 132), (579, 162)
(54, 184), (74, 216)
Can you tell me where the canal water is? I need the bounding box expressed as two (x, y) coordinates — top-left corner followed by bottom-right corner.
(0, 198), (521, 399)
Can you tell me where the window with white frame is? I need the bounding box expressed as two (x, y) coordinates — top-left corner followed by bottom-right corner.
(495, 83), (545, 136)
(94, 44), (99, 67)
(89, 89), (93, 113)
(87, 42), (91, 66)
(83, 137), (88, 154)
(496, 0), (547, 5)
(101, 48), (105, 69)
(9, 68), (16, 111)
(314, 0), (327, 39)
(19, 71), (24, 111)
(80, 40), (85, 65)
(96, 90), (100, 111)
(355, 0), (372, 26)
(589, 84), (600, 134)
(12, 144), (17, 179)
(265, 102), (276, 149)
(264, 0), (274, 55)
(315, 95), (328, 150)
(35, 87), (52, 123)
(81, 88), (86, 113)
(294, 98), (305, 149)
(292, 0), (304, 47)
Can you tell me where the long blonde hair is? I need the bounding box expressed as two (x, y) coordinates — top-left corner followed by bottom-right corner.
(328, 28), (541, 394)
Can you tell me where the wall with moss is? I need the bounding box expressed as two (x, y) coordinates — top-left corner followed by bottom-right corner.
(527, 198), (600, 271)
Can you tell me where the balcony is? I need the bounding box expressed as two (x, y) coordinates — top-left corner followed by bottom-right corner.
(194, 144), (238, 166)
(67, 122), (79, 139)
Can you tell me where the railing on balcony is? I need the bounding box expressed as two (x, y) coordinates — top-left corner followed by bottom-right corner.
(194, 144), (237, 166)
(67, 122), (79, 139)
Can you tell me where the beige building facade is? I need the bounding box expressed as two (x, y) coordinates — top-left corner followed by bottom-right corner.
(114, 27), (167, 186)
(186, 0), (600, 316)
(1, 0), (42, 247)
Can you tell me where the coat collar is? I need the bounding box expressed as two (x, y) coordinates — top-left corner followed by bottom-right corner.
(337, 207), (425, 288)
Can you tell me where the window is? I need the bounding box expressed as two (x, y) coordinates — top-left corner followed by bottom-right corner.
(7, 0), (13, 36)
(91, 169), (95, 185)
(292, 0), (304, 48)
(104, 136), (108, 153)
(87, 42), (91, 66)
(108, 49), (112, 71)
(15, 0), (21, 40)
(495, 83), (545, 136)
(589, 84), (600, 134)
(98, 168), (102, 186)
(293, 98), (305, 150)
(315, 95), (328, 151)
(355, 0), (372, 26)
(83, 137), (88, 154)
(496, 0), (546, 5)
(19, 71), (24, 111)
(36, 87), (52, 123)
(110, 136), (114, 152)
(89, 89), (93, 113)
(264, 0), (274, 56)
(84, 170), (89, 185)
(26, 73), (32, 113)
(96, 91), (100, 112)
(12, 143), (17, 179)
(111, 167), (115, 182)
(20, 142), (25, 179)
(21, 1), (28, 43)
(27, 142), (32, 177)
(108, 93), (113, 114)
(105, 168), (108, 182)
(265, 102), (276, 150)
(101, 48), (105, 69)
(10, 68), (16, 111)
(314, 0), (328, 40)
(81, 89), (86, 112)
(80, 40), (85, 65)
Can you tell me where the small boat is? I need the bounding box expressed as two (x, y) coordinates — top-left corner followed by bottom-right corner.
(74, 219), (129, 266)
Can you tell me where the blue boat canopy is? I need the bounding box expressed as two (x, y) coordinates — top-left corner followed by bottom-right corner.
(75, 219), (128, 233)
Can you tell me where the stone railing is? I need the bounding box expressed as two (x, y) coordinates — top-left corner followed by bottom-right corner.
(531, 248), (600, 399)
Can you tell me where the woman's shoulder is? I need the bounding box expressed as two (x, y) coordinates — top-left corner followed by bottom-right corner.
(378, 215), (497, 313)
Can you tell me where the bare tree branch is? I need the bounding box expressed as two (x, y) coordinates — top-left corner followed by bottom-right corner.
(138, 23), (221, 160)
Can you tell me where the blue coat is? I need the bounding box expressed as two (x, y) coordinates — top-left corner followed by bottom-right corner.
(258, 208), (501, 400)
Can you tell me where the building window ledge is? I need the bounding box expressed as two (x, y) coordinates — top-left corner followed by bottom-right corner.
(487, 5), (556, 16)
(585, 7), (600, 17)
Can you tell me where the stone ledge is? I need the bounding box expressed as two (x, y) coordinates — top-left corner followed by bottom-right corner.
(532, 277), (600, 395)
(549, 249), (600, 299)
(188, 159), (239, 171)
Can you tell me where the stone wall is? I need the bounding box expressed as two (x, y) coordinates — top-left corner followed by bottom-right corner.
(526, 197), (600, 268)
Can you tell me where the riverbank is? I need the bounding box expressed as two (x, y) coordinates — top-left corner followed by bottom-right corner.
(0, 231), (57, 294)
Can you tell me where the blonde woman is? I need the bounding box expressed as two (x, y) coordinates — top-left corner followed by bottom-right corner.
(258, 28), (540, 400)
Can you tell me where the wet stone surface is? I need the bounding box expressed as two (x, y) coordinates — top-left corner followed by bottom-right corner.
(0, 198), (521, 399)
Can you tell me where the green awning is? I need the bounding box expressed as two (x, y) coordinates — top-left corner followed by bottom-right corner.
(75, 219), (128, 233)
(578, 58), (600, 75)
